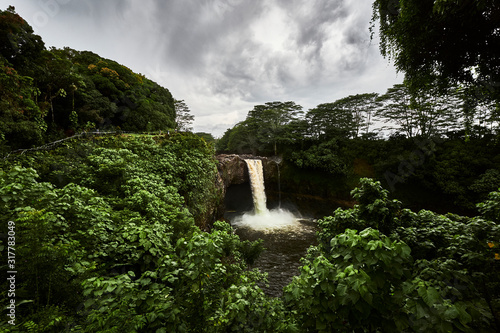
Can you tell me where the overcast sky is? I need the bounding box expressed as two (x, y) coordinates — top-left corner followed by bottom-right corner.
(3, 0), (402, 136)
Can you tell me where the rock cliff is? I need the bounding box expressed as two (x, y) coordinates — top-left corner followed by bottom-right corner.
(216, 154), (279, 188)
(216, 154), (249, 188)
(215, 154), (352, 219)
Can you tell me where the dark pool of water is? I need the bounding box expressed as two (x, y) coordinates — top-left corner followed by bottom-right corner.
(234, 219), (318, 297)
(224, 183), (319, 297)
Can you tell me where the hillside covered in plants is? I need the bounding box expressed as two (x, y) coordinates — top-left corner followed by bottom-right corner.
(0, 7), (176, 152)
(1, 3), (500, 332)
(1, 133), (499, 332)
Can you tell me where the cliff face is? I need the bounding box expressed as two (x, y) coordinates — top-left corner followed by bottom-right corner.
(216, 154), (279, 188)
(215, 154), (352, 219)
(216, 154), (249, 188)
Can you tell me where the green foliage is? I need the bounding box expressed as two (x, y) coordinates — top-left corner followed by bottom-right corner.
(289, 178), (500, 332)
(371, 0), (500, 100)
(429, 139), (500, 210)
(285, 228), (413, 332)
(0, 8), (176, 150)
(0, 56), (46, 150)
(470, 169), (500, 198)
(0, 6), (45, 71)
(79, 223), (275, 332)
(195, 132), (216, 145)
(175, 99), (194, 132)
(376, 83), (462, 138)
(289, 139), (348, 175)
(477, 188), (500, 222)
(307, 93), (379, 140)
(217, 121), (262, 154)
(64, 49), (175, 133)
(210, 280), (295, 332)
(218, 101), (303, 155)
(317, 179), (402, 246)
(0, 134), (288, 332)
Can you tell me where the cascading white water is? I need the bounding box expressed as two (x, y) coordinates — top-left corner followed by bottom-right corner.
(233, 159), (297, 231)
(244, 159), (268, 214)
(230, 158), (317, 297)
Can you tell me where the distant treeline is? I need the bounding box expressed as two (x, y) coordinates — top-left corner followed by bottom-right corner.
(217, 87), (499, 156)
(216, 98), (499, 216)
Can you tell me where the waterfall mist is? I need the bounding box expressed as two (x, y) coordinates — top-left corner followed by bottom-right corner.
(232, 159), (298, 231)
(232, 209), (299, 231)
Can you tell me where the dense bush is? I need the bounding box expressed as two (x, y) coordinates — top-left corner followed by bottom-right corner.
(0, 134), (292, 332)
(1, 134), (499, 332)
(284, 178), (500, 332)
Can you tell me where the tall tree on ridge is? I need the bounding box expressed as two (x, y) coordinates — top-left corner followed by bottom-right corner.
(175, 99), (194, 132)
(376, 83), (462, 138)
(247, 101), (303, 155)
(307, 93), (379, 140)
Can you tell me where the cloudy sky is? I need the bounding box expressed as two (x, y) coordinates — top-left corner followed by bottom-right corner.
(3, 0), (402, 136)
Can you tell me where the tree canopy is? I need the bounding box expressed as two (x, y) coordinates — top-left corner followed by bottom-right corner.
(0, 7), (176, 151)
(371, 0), (500, 100)
(217, 101), (304, 155)
(307, 93), (379, 140)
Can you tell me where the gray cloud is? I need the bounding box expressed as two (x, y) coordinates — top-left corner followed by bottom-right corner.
(149, 1), (265, 71)
(4, 0), (401, 136)
(281, 0), (348, 59)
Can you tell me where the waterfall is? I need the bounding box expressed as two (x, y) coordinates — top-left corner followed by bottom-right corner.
(244, 159), (268, 214)
(276, 161), (281, 209)
(233, 158), (296, 231)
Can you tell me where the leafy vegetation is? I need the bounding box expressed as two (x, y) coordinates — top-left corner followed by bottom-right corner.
(371, 0), (500, 101)
(0, 7), (177, 152)
(284, 178), (500, 332)
(1, 3), (500, 332)
(2, 147), (499, 332)
(0, 133), (293, 332)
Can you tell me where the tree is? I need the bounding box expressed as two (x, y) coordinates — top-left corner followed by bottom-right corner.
(0, 7), (45, 75)
(344, 93), (380, 137)
(307, 102), (355, 139)
(195, 132), (215, 144)
(228, 120), (263, 155)
(38, 49), (79, 124)
(289, 138), (348, 175)
(246, 101), (303, 155)
(460, 88), (500, 138)
(307, 93), (379, 139)
(216, 101), (304, 155)
(175, 99), (194, 132)
(0, 56), (46, 150)
(376, 83), (461, 138)
(377, 84), (419, 138)
(372, 0), (500, 100)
